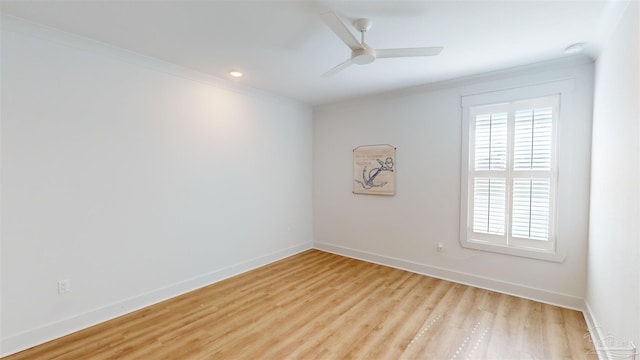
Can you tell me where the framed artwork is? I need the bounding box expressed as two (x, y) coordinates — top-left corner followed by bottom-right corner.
(353, 144), (396, 195)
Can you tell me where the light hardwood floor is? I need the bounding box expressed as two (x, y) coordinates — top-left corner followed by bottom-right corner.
(3, 250), (596, 359)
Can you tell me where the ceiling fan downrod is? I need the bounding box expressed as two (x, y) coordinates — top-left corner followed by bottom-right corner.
(352, 18), (375, 64)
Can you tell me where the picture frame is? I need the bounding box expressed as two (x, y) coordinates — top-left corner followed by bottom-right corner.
(353, 144), (396, 195)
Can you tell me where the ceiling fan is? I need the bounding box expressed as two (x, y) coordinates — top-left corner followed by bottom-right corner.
(321, 12), (443, 77)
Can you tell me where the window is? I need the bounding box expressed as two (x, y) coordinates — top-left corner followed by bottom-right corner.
(461, 88), (563, 261)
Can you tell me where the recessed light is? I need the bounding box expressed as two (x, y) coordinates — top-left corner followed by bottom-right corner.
(229, 70), (244, 78)
(564, 42), (585, 55)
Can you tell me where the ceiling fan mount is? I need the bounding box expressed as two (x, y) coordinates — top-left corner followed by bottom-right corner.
(353, 18), (372, 33)
(321, 12), (443, 77)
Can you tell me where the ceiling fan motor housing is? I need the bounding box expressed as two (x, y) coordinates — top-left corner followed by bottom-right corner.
(351, 47), (376, 64)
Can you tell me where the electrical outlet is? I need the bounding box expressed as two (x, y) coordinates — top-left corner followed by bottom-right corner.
(58, 279), (71, 294)
(437, 243), (444, 252)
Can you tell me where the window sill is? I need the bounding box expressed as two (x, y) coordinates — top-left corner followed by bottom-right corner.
(461, 240), (566, 263)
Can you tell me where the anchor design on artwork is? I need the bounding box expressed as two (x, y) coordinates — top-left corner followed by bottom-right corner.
(354, 157), (394, 189)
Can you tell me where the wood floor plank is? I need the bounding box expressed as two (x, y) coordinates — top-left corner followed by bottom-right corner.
(2, 250), (595, 359)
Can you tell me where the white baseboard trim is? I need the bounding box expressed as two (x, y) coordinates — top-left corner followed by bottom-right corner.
(583, 301), (605, 360)
(0, 242), (312, 357)
(582, 301), (638, 360)
(314, 241), (585, 311)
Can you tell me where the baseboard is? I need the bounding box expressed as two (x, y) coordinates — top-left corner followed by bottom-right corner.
(582, 301), (638, 360)
(314, 241), (585, 311)
(583, 301), (605, 360)
(0, 242), (312, 357)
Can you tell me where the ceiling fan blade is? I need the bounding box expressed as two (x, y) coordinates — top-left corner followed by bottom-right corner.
(376, 47), (443, 58)
(322, 59), (352, 78)
(320, 11), (364, 51)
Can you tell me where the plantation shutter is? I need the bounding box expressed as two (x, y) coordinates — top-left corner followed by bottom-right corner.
(513, 107), (553, 171)
(467, 95), (558, 249)
(511, 106), (554, 241)
(472, 112), (507, 236)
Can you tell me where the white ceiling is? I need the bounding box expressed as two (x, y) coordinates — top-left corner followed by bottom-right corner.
(0, 1), (627, 105)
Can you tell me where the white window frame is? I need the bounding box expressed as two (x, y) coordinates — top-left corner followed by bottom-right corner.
(460, 81), (572, 262)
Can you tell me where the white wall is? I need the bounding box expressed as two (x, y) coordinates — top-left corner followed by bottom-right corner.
(0, 16), (312, 356)
(314, 57), (594, 309)
(587, 1), (639, 353)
